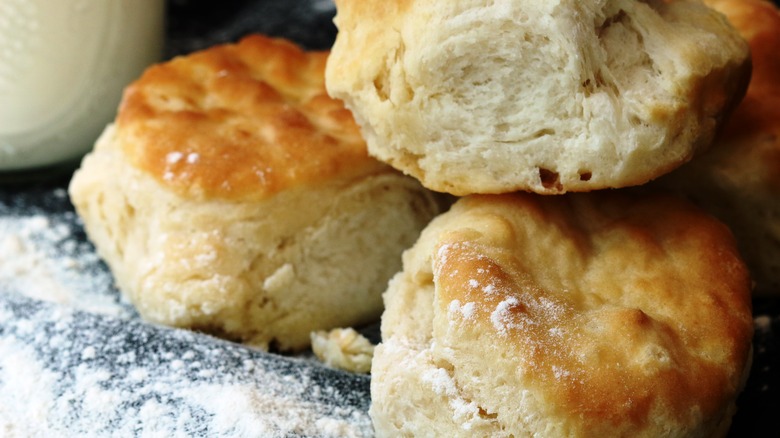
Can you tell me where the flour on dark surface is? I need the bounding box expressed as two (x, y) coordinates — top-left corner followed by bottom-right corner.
(0, 293), (372, 437)
(0, 187), (132, 318)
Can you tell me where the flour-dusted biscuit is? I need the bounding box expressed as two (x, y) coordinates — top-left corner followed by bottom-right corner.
(371, 193), (753, 437)
(326, 0), (750, 195)
(69, 35), (440, 351)
(653, 0), (780, 296)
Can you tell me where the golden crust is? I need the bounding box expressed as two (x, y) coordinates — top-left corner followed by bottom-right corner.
(653, 0), (780, 294)
(116, 34), (386, 201)
(373, 192), (753, 436)
(434, 194), (752, 432)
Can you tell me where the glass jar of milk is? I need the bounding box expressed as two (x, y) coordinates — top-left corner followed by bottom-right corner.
(0, 0), (165, 177)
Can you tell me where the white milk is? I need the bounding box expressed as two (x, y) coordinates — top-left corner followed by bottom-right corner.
(0, 0), (165, 171)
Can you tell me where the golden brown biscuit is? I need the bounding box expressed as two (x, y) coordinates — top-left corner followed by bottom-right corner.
(326, 0), (750, 195)
(653, 0), (780, 295)
(117, 34), (386, 200)
(69, 35), (440, 351)
(371, 193), (753, 437)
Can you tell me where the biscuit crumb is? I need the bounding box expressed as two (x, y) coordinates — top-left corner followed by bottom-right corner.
(310, 328), (374, 374)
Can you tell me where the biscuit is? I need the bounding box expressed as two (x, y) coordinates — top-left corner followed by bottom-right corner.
(652, 0), (780, 295)
(371, 193), (753, 437)
(69, 35), (440, 351)
(310, 328), (375, 373)
(326, 0), (750, 195)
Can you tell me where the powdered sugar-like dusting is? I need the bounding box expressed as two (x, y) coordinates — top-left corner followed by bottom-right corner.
(0, 186), (373, 436)
(490, 296), (522, 336)
(421, 367), (457, 397)
(420, 366), (481, 430)
(0, 293), (372, 437)
(551, 365), (571, 380)
(448, 300), (477, 322)
(0, 189), (132, 318)
(166, 151), (184, 164)
(461, 302), (476, 320)
(488, 289), (569, 338)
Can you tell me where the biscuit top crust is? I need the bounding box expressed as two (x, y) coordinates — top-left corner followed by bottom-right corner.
(117, 35), (386, 200)
(701, 0), (780, 190)
(431, 193), (752, 432)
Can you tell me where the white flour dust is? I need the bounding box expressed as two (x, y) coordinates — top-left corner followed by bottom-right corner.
(0, 188), (373, 437)
(0, 188), (130, 317)
(0, 295), (373, 437)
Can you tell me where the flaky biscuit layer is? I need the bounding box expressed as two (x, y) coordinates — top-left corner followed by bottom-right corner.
(327, 0), (750, 195)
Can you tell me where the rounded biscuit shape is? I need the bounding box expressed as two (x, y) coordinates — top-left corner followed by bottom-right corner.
(327, 0), (751, 195)
(372, 192), (753, 437)
(69, 36), (442, 351)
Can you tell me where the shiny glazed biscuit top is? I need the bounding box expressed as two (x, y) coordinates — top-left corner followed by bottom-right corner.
(116, 35), (387, 201)
(431, 193), (753, 429)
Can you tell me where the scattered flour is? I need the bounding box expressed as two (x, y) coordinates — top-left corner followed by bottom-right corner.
(0, 189), (373, 437)
(482, 283), (497, 295)
(421, 364), (481, 430)
(0, 199), (131, 318)
(448, 300), (477, 321)
(166, 151), (184, 164)
(0, 294), (373, 437)
(490, 296), (522, 336)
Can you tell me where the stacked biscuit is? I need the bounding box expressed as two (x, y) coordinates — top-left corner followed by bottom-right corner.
(323, 0), (773, 436)
(67, 0), (777, 436)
